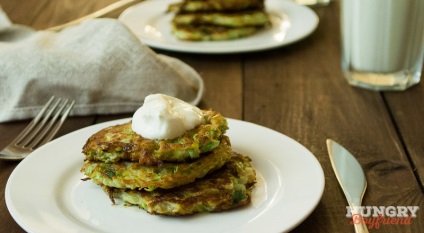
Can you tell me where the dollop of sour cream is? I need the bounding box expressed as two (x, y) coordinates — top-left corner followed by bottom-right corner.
(132, 94), (203, 140)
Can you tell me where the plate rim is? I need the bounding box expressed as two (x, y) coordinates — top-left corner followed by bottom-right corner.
(5, 118), (325, 233)
(118, 0), (319, 54)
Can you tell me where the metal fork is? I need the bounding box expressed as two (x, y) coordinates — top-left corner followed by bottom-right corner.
(0, 96), (75, 160)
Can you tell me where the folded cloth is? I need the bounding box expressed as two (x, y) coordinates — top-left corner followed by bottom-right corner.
(0, 6), (203, 122)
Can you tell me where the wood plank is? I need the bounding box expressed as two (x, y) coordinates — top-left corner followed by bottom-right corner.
(383, 83), (424, 188)
(0, 193), (24, 233)
(0, 0), (118, 29)
(30, 0), (118, 30)
(157, 51), (244, 120)
(0, 0), (50, 26)
(243, 3), (424, 233)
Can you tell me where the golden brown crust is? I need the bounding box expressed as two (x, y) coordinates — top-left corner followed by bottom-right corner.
(82, 110), (228, 165)
(168, 0), (265, 13)
(104, 152), (256, 215)
(81, 137), (233, 190)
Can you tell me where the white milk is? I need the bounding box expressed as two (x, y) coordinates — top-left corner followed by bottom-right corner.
(341, 0), (424, 73)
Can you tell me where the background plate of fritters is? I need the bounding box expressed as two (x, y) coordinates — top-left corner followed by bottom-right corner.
(118, 0), (319, 54)
(6, 118), (324, 233)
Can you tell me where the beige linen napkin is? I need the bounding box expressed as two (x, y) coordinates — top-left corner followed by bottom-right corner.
(0, 6), (204, 122)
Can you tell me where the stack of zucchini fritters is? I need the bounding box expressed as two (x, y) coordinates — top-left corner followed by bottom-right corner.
(168, 0), (270, 41)
(80, 110), (256, 216)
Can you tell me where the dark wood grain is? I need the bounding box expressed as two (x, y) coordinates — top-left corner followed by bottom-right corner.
(383, 85), (424, 188)
(163, 52), (244, 119)
(1, 0), (118, 29)
(242, 2), (424, 232)
(0, 0), (49, 26)
(0, 0), (423, 232)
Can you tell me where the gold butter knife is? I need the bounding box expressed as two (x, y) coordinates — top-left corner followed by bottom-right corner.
(327, 139), (369, 233)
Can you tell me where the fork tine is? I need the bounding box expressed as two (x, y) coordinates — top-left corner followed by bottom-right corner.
(18, 98), (62, 147)
(0, 96), (74, 160)
(33, 100), (75, 148)
(12, 96), (56, 145)
(26, 99), (70, 149)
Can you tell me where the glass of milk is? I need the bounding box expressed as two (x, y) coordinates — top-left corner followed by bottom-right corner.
(341, 0), (424, 91)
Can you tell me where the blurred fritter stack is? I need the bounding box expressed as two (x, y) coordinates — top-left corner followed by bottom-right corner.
(80, 110), (256, 216)
(168, 0), (270, 41)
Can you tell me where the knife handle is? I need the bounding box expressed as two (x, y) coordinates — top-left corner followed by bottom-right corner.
(351, 208), (369, 233)
(353, 218), (369, 233)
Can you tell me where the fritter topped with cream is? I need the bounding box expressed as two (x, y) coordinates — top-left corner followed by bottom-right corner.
(80, 98), (257, 217)
(82, 110), (228, 165)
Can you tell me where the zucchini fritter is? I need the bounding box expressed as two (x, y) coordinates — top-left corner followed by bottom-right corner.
(82, 110), (228, 165)
(168, 0), (269, 41)
(172, 24), (259, 41)
(168, 0), (265, 13)
(81, 137), (232, 190)
(104, 152), (256, 216)
(173, 11), (269, 27)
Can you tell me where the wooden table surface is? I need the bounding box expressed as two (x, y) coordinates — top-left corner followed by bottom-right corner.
(1, 0), (423, 232)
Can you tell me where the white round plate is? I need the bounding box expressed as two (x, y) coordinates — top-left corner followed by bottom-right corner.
(6, 118), (324, 233)
(118, 0), (319, 53)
